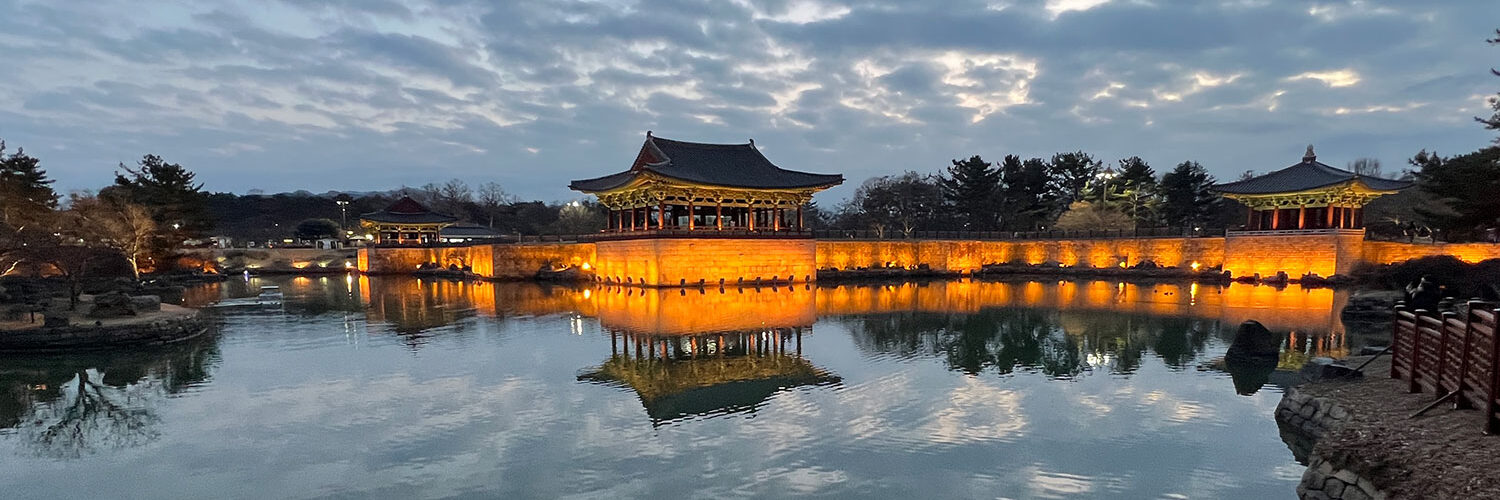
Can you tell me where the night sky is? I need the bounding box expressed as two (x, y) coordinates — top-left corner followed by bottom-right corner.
(1, 0), (1495, 202)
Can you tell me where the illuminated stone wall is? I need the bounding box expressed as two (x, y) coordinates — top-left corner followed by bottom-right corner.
(359, 243), (595, 279)
(358, 233), (1500, 284)
(1362, 240), (1500, 266)
(1220, 232), (1366, 278)
(591, 285), (815, 335)
(816, 237), (1226, 273)
(594, 238), (817, 287)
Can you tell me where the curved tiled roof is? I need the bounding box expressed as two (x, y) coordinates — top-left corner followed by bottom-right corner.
(359, 196), (458, 224)
(1214, 153), (1412, 195)
(570, 133), (844, 192)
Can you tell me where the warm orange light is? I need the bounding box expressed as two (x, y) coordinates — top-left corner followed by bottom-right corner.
(1190, 261), (1201, 271)
(581, 262), (592, 271)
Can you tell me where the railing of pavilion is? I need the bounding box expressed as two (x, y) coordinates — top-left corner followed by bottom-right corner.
(1390, 301), (1500, 433)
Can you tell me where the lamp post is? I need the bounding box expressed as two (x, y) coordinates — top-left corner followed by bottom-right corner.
(1095, 165), (1118, 205)
(334, 193), (353, 229)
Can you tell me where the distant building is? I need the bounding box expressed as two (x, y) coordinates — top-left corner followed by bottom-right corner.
(359, 196), (458, 245)
(440, 223), (507, 244)
(1215, 146), (1412, 231)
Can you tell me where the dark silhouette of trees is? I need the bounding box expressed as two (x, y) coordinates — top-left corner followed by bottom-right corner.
(1046, 151), (1101, 210)
(939, 155), (1001, 230)
(998, 155), (1054, 231)
(841, 172), (945, 237)
(1159, 161), (1222, 228)
(1410, 148), (1500, 240)
(1480, 29), (1500, 141)
(294, 218), (341, 240)
(0, 140), (58, 232)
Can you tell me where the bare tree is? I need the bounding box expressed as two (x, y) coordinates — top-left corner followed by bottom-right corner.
(68, 192), (156, 279)
(1347, 158), (1384, 178)
(26, 369), (162, 458)
(477, 182), (514, 228)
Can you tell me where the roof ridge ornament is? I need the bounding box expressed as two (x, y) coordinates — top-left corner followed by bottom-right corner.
(1303, 144), (1316, 163)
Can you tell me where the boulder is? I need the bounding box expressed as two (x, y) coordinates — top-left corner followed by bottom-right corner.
(129, 295), (162, 312)
(1226, 320), (1281, 360)
(87, 291), (137, 318)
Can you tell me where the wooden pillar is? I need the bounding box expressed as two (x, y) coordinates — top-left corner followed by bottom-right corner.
(1271, 208), (1280, 229)
(629, 207), (637, 231)
(1297, 205), (1306, 229)
(748, 205), (756, 231)
(1325, 204), (1334, 228)
(716, 200), (723, 230)
(688, 199), (695, 230)
(773, 206), (782, 231)
(797, 205), (804, 230)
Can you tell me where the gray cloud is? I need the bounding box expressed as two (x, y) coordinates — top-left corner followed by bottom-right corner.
(0, 0), (1495, 201)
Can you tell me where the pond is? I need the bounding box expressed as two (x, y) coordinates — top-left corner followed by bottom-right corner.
(0, 276), (1381, 499)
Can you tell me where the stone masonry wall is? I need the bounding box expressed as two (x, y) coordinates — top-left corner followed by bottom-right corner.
(816, 237), (1226, 273)
(0, 310), (207, 352)
(1275, 388), (1387, 500)
(356, 234), (1500, 284)
(594, 238), (816, 287)
(1362, 240), (1500, 266)
(360, 244), (596, 280)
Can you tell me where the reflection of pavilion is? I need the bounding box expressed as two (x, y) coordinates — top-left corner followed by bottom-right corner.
(578, 287), (839, 424)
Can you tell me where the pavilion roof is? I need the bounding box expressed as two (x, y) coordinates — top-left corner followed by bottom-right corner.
(569, 132), (844, 192)
(1213, 147), (1412, 195)
(359, 196), (458, 224)
(577, 354), (840, 423)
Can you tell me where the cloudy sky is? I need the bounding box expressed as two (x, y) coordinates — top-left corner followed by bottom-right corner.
(1, 0), (1496, 202)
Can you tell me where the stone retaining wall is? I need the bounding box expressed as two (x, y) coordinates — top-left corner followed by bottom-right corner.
(1275, 388), (1388, 500)
(0, 310), (208, 352)
(1299, 455), (1387, 500)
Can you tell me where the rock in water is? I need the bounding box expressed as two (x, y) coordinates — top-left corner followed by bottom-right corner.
(1226, 320), (1280, 360)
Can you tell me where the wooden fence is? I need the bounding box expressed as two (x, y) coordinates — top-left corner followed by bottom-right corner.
(1391, 301), (1500, 433)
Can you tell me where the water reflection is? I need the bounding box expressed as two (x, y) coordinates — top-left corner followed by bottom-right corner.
(0, 277), (1370, 498)
(0, 334), (220, 458)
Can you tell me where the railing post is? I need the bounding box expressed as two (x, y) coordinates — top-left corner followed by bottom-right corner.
(1488, 303), (1500, 433)
(1411, 309), (1427, 393)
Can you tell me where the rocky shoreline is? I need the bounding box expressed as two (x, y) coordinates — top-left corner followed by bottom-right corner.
(0, 304), (208, 353)
(1274, 354), (1500, 499)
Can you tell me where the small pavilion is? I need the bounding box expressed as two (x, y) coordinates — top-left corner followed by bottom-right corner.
(569, 132), (843, 235)
(359, 196), (458, 245)
(1214, 146), (1412, 231)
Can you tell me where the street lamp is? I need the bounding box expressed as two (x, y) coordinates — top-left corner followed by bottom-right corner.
(335, 198), (350, 228)
(1095, 165), (1118, 204)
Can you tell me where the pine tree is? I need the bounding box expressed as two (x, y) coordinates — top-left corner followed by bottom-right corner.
(1159, 161), (1222, 228)
(0, 140), (60, 229)
(1047, 151), (1100, 210)
(1480, 29), (1500, 142)
(106, 154), (209, 236)
(1116, 156), (1159, 226)
(940, 155), (1001, 230)
(995, 156), (1055, 231)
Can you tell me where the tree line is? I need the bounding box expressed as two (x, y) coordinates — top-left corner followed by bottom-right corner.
(0, 145), (606, 285)
(821, 152), (1228, 236)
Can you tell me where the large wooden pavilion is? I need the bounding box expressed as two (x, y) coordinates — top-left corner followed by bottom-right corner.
(359, 196), (458, 245)
(569, 132), (843, 235)
(1214, 146), (1412, 231)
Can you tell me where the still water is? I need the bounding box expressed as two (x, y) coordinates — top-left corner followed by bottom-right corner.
(0, 277), (1376, 499)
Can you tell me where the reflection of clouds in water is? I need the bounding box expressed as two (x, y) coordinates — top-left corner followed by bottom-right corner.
(1027, 467), (1095, 498)
(925, 378), (1026, 445)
